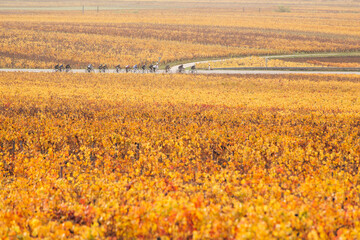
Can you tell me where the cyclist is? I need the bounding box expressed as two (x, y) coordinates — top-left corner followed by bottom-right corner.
(125, 65), (130, 73)
(65, 64), (71, 72)
(115, 64), (121, 73)
(87, 64), (93, 73)
(133, 64), (138, 72)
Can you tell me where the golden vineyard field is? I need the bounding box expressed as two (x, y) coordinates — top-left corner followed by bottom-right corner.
(1, 1), (360, 69)
(197, 57), (318, 68)
(1, 72), (360, 239)
(197, 56), (360, 69)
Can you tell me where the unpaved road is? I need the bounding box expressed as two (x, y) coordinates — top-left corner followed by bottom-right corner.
(0, 68), (359, 75)
(170, 53), (360, 74)
(1, 53), (360, 75)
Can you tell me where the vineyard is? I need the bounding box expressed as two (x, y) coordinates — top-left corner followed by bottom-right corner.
(196, 56), (318, 69)
(1, 3), (360, 69)
(1, 72), (360, 238)
(279, 56), (360, 68)
(1, 0), (360, 239)
(196, 56), (360, 69)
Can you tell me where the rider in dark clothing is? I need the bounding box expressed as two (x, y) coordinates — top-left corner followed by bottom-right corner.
(178, 64), (184, 73)
(115, 65), (121, 73)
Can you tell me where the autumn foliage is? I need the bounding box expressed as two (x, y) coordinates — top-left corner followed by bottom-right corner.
(197, 56), (360, 69)
(0, 4), (360, 69)
(1, 72), (360, 239)
(197, 56), (319, 68)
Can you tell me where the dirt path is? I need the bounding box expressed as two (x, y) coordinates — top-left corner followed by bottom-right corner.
(0, 53), (359, 75)
(170, 52), (360, 73)
(0, 68), (359, 75)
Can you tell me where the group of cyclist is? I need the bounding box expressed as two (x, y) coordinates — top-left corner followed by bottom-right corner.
(54, 64), (71, 72)
(114, 63), (161, 73)
(85, 63), (160, 73)
(57, 63), (197, 73)
(177, 64), (197, 73)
